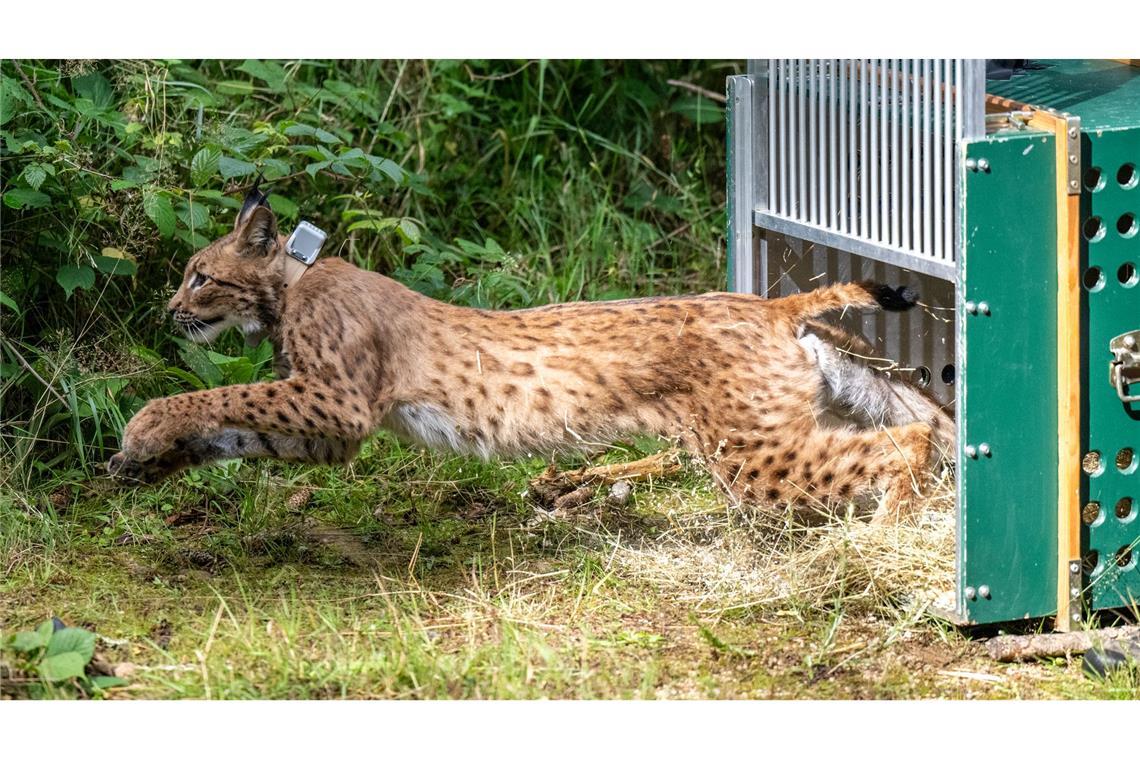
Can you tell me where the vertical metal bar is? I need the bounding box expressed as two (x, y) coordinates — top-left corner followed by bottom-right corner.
(902, 59), (911, 250)
(839, 60), (848, 234)
(891, 58), (900, 247)
(797, 60), (807, 219)
(958, 58), (986, 142)
(916, 57), (925, 258)
(788, 60), (798, 219)
(764, 59), (775, 215)
(751, 60), (769, 215)
(808, 59), (817, 224)
(869, 59), (879, 242)
(727, 74), (754, 294)
(933, 59), (943, 261)
(859, 59), (868, 238)
(879, 59), (888, 244)
(829, 59), (837, 228)
(850, 59), (858, 237)
(779, 59), (789, 216)
(943, 59), (954, 261)
(816, 59), (825, 226)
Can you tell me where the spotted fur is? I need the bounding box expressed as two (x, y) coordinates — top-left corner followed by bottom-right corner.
(109, 200), (950, 522)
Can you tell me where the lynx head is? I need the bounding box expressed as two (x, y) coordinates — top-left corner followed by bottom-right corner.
(167, 177), (284, 343)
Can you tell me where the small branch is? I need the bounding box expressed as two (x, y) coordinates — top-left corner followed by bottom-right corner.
(666, 79), (727, 104)
(984, 625), (1140, 662)
(11, 60), (49, 114)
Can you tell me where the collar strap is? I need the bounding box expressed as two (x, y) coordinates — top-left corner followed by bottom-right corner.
(281, 250), (310, 289)
(280, 221), (328, 289)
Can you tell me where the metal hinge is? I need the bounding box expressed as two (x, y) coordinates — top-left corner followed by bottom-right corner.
(1109, 330), (1140, 403)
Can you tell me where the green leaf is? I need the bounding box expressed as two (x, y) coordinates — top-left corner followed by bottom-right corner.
(22, 163), (47, 191)
(38, 651), (87, 682)
(9, 630), (48, 652)
(669, 95), (723, 126)
(90, 675), (128, 690)
(268, 194), (298, 219)
(314, 128), (341, 145)
(0, 289), (19, 315)
(72, 72), (114, 109)
(111, 178), (139, 191)
(218, 156), (256, 180)
(143, 191), (176, 237)
(190, 147), (221, 187)
(216, 80), (254, 96)
(46, 626), (96, 661)
(56, 264), (96, 298)
(3, 188), (51, 209)
(398, 218), (421, 244)
(283, 124), (316, 138)
(237, 60), (288, 93)
(94, 255), (138, 276)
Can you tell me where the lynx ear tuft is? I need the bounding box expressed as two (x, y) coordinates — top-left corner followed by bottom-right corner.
(234, 172), (272, 231)
(237, 205), (278, 257)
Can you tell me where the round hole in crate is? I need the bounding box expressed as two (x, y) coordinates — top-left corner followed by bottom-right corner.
(940, 364), (955, 385)
(1116, 546), (1135, 570)
(1119, 263), (1139, 288)
(1118, 213), (1139, 239)
(1083, 216), (1105, 242)
(1084, 166), (1105, 192)
(1083, 450), (1105, 476)
(1119, 163), (1139, 190)
(1116, 497), (1135, 522)
(1083, 267), (1106, 292)
(1082, 500), (1102, 526)
(1083, 549), (1100, 575)
(915, 366), (931, 387)
(1117, 447), (1137, 474)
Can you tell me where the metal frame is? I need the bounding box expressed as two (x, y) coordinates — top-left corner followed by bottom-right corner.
(730, 59), (986, 286)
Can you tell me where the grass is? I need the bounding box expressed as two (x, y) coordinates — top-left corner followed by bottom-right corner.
(3, 437), (1137, 699)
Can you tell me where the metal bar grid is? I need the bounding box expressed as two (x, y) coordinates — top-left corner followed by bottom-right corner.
(746, 59), (986, 281)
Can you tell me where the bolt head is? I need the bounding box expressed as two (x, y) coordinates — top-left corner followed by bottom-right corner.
(965, 301), (978, 314)
(965, 586), (977, 600)
(1069, 154), (1079, 165)
(1070, 561), (1081, 573)
(978, 585), (991, 599)
(978, 301), (991, 315)
(1072, 612), (1081, 621)
(978, 443), (992, 457)
(1124, 335), (1137, 349)
(1070, 179), (1079, 189)
(964, 445), (978, 459)
(977, 158), (990, 171)
(965, 158), (978, 171)
(1071, 587), (1081, 598)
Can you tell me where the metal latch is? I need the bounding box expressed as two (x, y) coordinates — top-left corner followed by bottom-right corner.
(1109, 330), (1140, 403)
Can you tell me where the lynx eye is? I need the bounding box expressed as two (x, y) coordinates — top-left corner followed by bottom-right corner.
(189, 271), (209, 290)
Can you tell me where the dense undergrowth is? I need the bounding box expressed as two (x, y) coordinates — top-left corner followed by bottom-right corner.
(1, 59), (731, 487)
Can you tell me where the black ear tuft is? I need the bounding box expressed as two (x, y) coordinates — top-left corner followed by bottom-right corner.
(236, 205), (278, 257)
(860, 282), (919, 312)
(234, 172), (273, 231)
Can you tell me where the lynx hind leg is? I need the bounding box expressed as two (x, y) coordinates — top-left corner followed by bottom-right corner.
(715, 422), (934, 521)
(798, 329), (955, 465)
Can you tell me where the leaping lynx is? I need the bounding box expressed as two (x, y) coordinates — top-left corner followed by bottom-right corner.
(109, 183), (952, 522)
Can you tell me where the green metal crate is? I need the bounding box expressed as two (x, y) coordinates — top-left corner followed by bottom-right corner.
(729, 59), (1140, 627)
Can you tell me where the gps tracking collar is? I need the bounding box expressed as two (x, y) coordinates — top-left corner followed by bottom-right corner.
(281, 220), (328, 289)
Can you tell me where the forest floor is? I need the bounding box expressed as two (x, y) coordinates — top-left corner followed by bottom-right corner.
(2, 437), (1137, 699)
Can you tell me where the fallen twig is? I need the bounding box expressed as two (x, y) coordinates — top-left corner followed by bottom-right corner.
(984, 625), (1140, 663)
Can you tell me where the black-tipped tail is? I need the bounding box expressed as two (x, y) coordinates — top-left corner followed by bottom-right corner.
(861, 282), (919, 312)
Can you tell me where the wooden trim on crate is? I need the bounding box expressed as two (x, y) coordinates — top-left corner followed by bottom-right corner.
(1026, 107), (1082, 632)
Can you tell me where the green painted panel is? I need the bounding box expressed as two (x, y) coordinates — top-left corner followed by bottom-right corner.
(1081, 126), (1140, 611)
(986, 60), (1140, 132)
(959, 133), (1060, 624)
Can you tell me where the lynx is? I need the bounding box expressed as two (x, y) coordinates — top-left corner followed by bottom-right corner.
(109, 183), (952, 522)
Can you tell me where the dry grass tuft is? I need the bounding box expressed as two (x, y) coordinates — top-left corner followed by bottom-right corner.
(605, 472), (957, 618)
